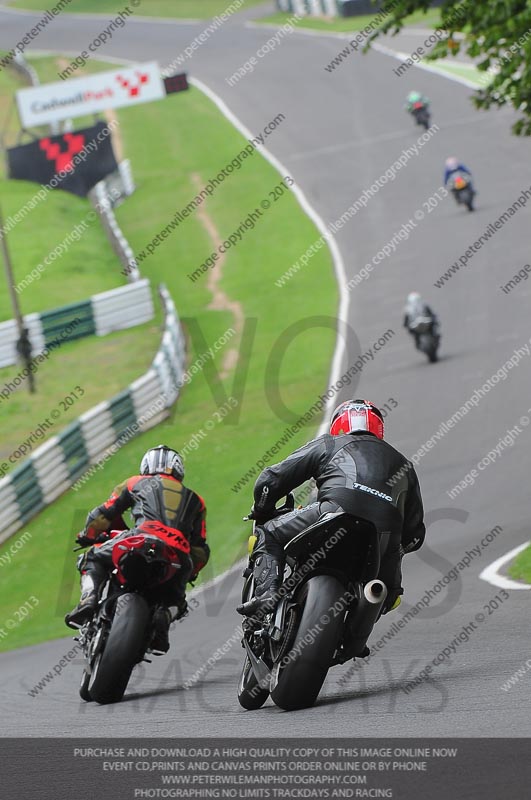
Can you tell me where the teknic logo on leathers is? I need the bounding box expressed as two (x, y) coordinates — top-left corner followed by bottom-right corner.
(352, 482), (393, 503)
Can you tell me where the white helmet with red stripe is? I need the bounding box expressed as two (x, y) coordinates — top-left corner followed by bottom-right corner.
(140, 445), (184, 480)
(329, 399), (384, 439)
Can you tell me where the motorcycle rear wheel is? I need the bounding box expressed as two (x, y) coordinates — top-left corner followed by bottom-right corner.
(270, 575), (345, 711)
(88, 594), (150, 704)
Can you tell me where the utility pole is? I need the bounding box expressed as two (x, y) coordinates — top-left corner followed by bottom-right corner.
(0, 202), (35, 393)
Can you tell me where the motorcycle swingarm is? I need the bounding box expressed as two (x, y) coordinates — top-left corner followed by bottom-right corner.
(243, 639), (272, 690)
(269, 595), (295, 642)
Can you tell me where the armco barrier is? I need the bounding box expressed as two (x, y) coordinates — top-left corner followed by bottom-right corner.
(0, 279), (154, 368)
(0, 59), (173, 543)
(276, 0), (338, 14)
(9, 53), (40, 88)
(90, 181), (141, 282)
(0, 284), (185, 544)
(276, 0), (442, 15)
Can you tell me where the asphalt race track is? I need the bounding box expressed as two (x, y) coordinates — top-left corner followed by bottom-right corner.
(0, 2), (530, 739)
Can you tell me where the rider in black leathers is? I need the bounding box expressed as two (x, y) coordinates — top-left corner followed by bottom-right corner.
(403, 292), (439, 350)
(237, 400), (425, 618)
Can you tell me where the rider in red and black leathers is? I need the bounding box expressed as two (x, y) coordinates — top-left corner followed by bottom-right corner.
(237, 400), (425, 618)
(65, 446), (209, 650)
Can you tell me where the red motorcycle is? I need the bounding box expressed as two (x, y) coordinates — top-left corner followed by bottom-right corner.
(449, 172), (475, 211)
(74, 522), (191, 704)
(411, 101), (431, 130)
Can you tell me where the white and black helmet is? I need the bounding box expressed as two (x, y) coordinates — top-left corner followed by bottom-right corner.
(140, 445), (184, 480)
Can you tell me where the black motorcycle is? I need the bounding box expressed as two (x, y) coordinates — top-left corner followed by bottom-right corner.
(72, 530), (190, 704)
(411, 101), (431, 130)
(410, 316), (440, 363)
(449, 172), (475, 211)
(238, 498), (388, 711)
(418, 331), (439, 363)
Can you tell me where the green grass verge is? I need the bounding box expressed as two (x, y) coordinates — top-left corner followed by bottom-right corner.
(0, 324), (162, 464)
(0, 54), (161, 465)
(508, 544), (531, 584)
(420, 59), (491, 88)
(0, 53), (125, 313)
(0, 58), (337, 652)
(7, 0), (265, 18)
(0, 184), (128, 320)
(257, 8), (441, 33)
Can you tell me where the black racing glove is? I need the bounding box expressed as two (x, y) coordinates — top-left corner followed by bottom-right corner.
(75, 532), (94, 548)
(75, 530), (108, 548)
(247, 504), (273, 524)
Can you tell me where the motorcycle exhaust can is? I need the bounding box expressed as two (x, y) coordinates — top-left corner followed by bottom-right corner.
(346, 579), (388, 656)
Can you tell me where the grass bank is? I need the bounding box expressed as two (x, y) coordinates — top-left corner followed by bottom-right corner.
(508, 544), (531, 585)
(0, 55), (337, 651)
(7, 0), (265, 18)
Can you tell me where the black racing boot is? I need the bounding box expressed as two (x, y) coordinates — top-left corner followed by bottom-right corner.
(175, 597), (189, 621)
(151, 598), (188, 654)
(65, 590), (98, 629)
(237, 553), (283, 618)
(65, 569), (104, 628)
(151, 607), (172, 654)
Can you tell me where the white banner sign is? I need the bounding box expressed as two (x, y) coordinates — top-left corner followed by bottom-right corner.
(17, 62), (165, 127)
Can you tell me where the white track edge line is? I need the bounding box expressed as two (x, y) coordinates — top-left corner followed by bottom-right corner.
(371, 42), (482, 89)
(188, 558), (246, 600)
(244, 20), (482, 90)
(479, 541), (531, 590)
(189, 76), (349, 439)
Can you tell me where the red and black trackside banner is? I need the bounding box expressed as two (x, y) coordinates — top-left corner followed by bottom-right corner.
(163, 71), (189, 95)
(6, 121), (118, 197)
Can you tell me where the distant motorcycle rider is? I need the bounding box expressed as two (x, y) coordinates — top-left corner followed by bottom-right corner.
(405, 90), (430, 113)
(444, 156), (473, 187)
(404, 292), (439, 350)
(405, 91), (431, 129)
(65, 445), (210, 652)
(237, 400), (425, 621)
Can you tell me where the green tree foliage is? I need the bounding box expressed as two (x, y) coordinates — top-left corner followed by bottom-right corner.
(368, 0), (531, 135)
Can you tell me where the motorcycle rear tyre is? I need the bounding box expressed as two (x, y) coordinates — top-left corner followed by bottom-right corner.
(271, 575), (345, 711)
(88, 594), (150, 704)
